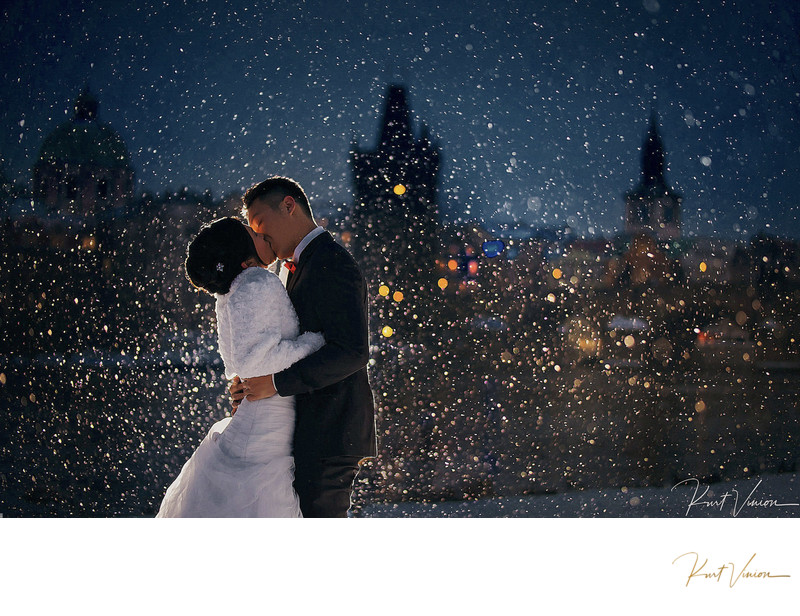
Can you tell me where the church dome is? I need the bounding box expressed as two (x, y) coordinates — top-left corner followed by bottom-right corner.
(33, 87), (134, 218)
(36, 87), (131, 170)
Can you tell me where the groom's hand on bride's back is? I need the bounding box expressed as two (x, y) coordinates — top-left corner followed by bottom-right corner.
(228, 374), (277, 414)
(229, 375), (246, 414)
(241, 375), (277, 401)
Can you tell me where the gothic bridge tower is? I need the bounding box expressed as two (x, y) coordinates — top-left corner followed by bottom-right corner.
(624, 111), (682, 241)
(350, 84), (441, 298)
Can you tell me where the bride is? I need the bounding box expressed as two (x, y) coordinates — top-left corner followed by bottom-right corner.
(156, 217), (323, 517)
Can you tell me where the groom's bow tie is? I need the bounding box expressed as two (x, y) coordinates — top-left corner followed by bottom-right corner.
(283, 260), (297, 274)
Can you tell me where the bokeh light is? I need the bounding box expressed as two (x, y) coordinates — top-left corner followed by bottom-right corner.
(482, 239), (505, 258)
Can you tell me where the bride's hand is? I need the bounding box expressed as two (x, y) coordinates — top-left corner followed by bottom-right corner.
(229, 375), (246, 414)
(242, 374), (277, 401)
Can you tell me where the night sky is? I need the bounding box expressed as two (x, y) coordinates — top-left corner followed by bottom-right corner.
(2, 0), (798, 239)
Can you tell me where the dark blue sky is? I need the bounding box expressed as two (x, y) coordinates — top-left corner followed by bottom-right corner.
(2, 0), (798, 238)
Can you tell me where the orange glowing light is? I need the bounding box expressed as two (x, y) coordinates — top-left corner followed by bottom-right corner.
(552, 268), (562, 280)
(393, 184), (406, 195)
(378, 285), (390, 297)
(438, 278), (448, 290)
(393, 291), (404, 302)
(448, 259), (458, 271)
(381, 326), (394, 338)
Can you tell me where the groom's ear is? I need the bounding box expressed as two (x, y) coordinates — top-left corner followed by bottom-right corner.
(284, 196), (297, 215)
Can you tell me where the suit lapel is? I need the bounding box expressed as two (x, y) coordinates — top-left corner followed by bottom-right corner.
(286, 231), (331, 294)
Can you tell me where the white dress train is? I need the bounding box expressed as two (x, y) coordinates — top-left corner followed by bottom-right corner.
(156, 267), (324, 518)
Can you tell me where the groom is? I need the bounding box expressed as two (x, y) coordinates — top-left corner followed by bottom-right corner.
(230, 176), (377, 517)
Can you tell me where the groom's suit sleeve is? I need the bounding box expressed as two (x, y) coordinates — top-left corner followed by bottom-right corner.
(272, 246), (369, 396)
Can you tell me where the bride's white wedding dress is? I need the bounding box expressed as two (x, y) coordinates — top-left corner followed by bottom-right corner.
(156, 266), (324, 518)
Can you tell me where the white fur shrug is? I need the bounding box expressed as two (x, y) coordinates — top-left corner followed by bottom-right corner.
(215, 266), (324, 380)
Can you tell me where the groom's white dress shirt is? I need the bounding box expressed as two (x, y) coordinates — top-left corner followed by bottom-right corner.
(278, 226), (325, 286)
(293, 225), (325, 263)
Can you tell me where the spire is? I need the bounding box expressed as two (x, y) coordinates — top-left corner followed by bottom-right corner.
(378, 84), (413, 148)
(73, 85), (99, 122)
(641, 109), (665, 186)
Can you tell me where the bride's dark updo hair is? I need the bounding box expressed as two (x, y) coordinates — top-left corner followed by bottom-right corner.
(185, 217), (260, 295)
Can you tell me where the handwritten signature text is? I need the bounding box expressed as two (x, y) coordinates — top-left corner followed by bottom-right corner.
(673, 552), (790, 588)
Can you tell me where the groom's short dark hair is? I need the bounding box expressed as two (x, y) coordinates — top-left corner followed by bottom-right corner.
(243, 176), (313, 219)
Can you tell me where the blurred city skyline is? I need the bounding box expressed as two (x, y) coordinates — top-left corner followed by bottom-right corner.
(2, 0), (799, 239)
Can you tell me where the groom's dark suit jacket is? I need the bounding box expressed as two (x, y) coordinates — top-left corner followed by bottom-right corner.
(273, 231), (377, 462)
